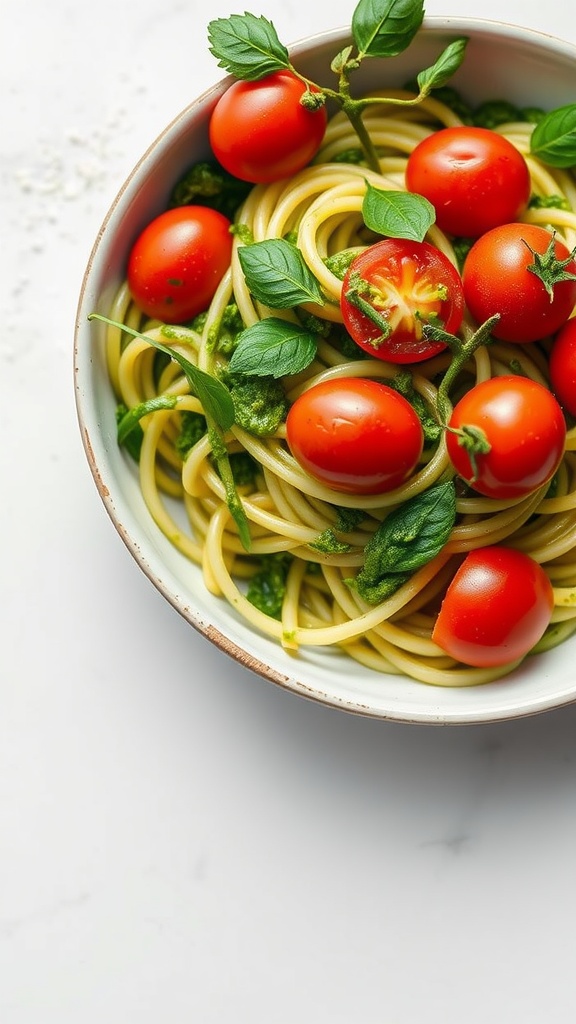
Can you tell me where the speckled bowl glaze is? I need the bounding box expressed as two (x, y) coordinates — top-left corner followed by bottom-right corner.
(75, 17), (576, 724)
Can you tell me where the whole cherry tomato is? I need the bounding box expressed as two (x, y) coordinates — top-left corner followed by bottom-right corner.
(209, 71), (327, 184)
(549, 317), (576, 417)
(462, 223), (576, 343)
(446, 375), (566, 499)
(127, 206), (233, 323)
(405, 126), (530, 237)
(340, 238), (465, 364)
(432, 545), (554, 668)
(285, 377), (424, 494)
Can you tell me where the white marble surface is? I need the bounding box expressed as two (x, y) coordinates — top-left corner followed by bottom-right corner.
(2, 1), (576, 1020)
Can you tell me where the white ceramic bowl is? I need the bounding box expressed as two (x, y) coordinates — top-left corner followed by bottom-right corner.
(74, 16), (576, 725)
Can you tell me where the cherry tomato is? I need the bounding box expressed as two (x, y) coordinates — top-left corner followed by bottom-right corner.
(127, 206), (233, 323)
(462, 223), (576, 343)
(405, 126), (530, 238)
(431, 546), (554, 668)
(209, 71), (327, 184)
(285, 377), (424, 494)
(549, 317), (576, 417)
(340, 239), (465, 364)
(445, 375), (566, 499)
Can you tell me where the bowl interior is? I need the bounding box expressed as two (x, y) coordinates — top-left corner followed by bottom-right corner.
(75, 17), (576, 724)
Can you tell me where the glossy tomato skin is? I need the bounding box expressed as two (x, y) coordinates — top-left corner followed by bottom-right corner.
(462, 223), (576, 342)
(340, 239), (465, 364)
(432, 546), (554, 668)
(127, 206), (233, 323)
(549, 318), (576, 417)
(209, 71), (327, 184)
(446, 375), (566, 499)
(405, 126), (530, 238)
(285, 377), (424, 494)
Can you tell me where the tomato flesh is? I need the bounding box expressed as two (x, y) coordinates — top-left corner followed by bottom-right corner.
(285, 377), (424, 494)
(340, 239), (465, 364)
(446, 375), (566, 499)
(209, 71), (327, 184)
(432, 546), (554, 668)
(462, 223), (576, 343)
(405, 126), (530, 238)
(127, 206), (233, 323)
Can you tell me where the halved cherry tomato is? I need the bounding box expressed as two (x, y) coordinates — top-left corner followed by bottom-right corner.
(445, 375), (566, 499)
(432, 546), (554, 668)
(462, 223), (576, 343)
(209, 71), (327, 184)
(127, 205), (233, 323)
(285, 377), (424, 494)
(340, 239), (465, 364)
(549, 317), (576, 417)
(405, 126), (530, 238)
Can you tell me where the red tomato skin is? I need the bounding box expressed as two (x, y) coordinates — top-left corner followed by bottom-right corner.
(405, 126), (530, 238)
(549, 318), (576, 417)
(462, 223), (576, 342)
(285, 378), (424, 494)
(340, 239), (465, 364)
(432, 546), (554, 668)
(446, 375), (566, 499)
(209, 71), (327, 184)
(127, 206), (233, 323)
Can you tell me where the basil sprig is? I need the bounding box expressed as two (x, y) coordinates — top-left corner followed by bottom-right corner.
(237, 238), (325, 308)
(530, 104), (576, 168)
(362, 182), (435, 241)
(348, 481), (457, 604)
(207, 0), (468, 175)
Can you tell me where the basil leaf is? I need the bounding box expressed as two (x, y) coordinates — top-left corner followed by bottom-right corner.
(417, 37), (468, 96)
(207, 13), (290, 80)
(352, 481), (456, 604)
(238, 239), (325, 308)
(362, 182), (435, 240)
(530, 104), (576, 168)
(352, 0), (424, 58)
(229, 317), (318, 378)
(88, 314), (236, 432)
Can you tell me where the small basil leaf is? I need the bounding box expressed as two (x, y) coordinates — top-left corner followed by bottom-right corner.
(352, 481), (456, 604)
(352, 0), (424, 58)
(530, 104), (576, 168)
(207, 13), (291, 80)
(417, 37), (468, 96)
(229, 318), (318, 378)
(238, 239), (325, 308)
(362, 182), (435, 240)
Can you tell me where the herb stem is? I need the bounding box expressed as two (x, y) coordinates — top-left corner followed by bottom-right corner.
(435, 315), (501, 424)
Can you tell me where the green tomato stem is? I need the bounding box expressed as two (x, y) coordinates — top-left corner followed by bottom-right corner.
(434, 314), (501, 424)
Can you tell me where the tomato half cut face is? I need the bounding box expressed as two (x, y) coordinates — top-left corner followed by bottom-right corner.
(340, 239), (465, 364)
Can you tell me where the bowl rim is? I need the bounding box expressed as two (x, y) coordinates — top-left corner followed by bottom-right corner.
(74, 15), (576, 725)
